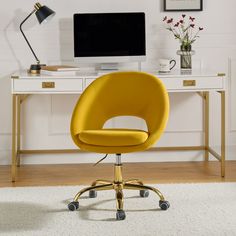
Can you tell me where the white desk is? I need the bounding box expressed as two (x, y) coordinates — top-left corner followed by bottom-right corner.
(11, 70), (226, 181)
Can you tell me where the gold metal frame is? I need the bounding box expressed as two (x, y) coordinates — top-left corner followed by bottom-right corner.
(72, 164), (165, 212)
(11, 90), (226, 182)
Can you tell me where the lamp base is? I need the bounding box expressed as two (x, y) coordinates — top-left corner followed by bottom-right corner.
(28, 64), (46, 74)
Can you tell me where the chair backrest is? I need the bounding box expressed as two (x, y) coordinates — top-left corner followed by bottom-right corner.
(71, 71), (169, 148)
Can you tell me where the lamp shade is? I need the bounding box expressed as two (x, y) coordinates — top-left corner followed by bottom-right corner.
(35, 5), (55, 24)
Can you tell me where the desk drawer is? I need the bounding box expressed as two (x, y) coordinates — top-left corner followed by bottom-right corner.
(161, 77), (224, 91)
(13, 79), (83, 93)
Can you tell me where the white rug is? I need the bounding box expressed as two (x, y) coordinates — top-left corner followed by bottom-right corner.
(0, 183), (236, 236)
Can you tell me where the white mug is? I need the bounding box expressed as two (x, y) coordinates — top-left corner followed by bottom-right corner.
(159, 59), (176, 72)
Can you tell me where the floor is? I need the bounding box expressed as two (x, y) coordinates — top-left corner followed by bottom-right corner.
(1, 161), (236, 187)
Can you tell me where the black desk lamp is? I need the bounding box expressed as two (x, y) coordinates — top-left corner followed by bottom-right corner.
(20, 2), (55, 74)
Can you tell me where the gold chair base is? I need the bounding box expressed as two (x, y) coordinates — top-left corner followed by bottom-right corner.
(72, 164), (166, 212)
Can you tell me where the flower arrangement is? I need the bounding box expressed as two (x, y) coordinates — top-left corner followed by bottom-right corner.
(163, 14), (203, 51)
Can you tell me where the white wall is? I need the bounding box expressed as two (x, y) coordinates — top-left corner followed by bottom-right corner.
(0, 0), (236, 165)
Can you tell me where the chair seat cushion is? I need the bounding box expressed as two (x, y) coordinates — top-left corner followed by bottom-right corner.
(78, 129), (149, 147)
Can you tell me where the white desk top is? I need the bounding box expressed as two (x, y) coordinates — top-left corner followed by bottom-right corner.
(11, 69), (226, 79)
(154, 69), (225, 78)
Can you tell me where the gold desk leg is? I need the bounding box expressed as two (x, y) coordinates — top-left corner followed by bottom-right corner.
(17, 95), (21, 167)
(220, 91), (226, 177)
(11, 95), (17, 182)
(204, 92), (209, 161)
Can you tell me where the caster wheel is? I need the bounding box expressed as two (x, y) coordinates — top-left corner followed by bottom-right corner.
(159, 200), (170, 210)
(116, 210), (126, 220)
(89, 190), (97, 198)
(140, 190), (149, 198)
(68, 201), (79, 211)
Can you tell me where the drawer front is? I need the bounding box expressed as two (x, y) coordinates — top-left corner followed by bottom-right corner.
(13, 79), (83, 93)
(161, 77), (224, 90)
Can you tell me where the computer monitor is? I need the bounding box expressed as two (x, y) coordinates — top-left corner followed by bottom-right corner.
(73, 12), (146, 70)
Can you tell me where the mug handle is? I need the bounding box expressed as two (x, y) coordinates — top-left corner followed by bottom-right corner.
(170, 60), (176, 70)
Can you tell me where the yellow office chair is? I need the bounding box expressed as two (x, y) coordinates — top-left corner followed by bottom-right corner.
(68, 71), (170, 220)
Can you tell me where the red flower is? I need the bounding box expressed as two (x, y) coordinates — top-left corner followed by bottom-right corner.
(167, 18), (173, 24)
(163, 16), (167, 21)
(163, 14), (203, 46)
(174, 22), (180, 27)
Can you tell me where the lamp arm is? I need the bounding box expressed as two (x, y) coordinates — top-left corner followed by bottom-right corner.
(20, 9), (40, 64)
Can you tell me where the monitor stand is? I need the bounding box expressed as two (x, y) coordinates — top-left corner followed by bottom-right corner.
(97, 61), (142, 75)
(100, 63), (119, 71)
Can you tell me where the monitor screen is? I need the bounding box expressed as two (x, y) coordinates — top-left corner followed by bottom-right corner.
(73, 12), (146, 62)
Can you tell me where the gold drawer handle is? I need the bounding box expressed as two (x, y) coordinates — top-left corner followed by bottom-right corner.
(42, 82), (55, 88)
(183, 80), (196, 86)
